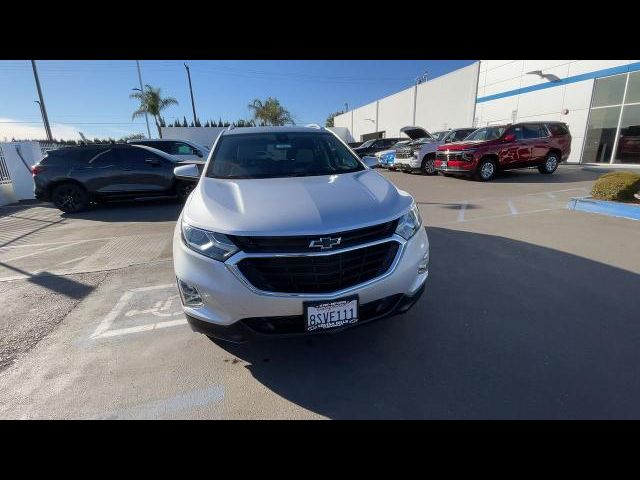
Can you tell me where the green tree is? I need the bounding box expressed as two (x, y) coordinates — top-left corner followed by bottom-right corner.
(325, 110), (344, 128)
(247, 97), (295, 126)
(130, 84), (178, 138)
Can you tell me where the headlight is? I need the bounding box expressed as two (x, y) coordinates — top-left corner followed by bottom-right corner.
(382, 152), (395, 162)
(395, 203), (423, 240)
(181, 219), (239, 261)
(461, 150), (476, 161)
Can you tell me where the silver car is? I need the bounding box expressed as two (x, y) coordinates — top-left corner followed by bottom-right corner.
(172, 126), (429, 343)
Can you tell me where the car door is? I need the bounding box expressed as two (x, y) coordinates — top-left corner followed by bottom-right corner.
(116, 147), (175, 193)
(499, 125), (530, 168)
(525, 124), (552, 165)
(74, 148), (127, 194)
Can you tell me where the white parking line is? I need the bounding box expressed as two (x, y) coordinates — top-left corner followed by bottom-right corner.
(90, 283), (181, 339)
(507, 199), (518, 215)
(457, 201), (468, 222)
(56, 256), (88, 266)
(3, 241), (87, 262)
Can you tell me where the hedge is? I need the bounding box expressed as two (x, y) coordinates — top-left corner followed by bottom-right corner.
(591, 171), (640, 201)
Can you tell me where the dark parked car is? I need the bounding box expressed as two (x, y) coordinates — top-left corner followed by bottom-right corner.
(352, 137), (403, 158)
(32, 144), (199, 212)
(434, 121), (572, 181)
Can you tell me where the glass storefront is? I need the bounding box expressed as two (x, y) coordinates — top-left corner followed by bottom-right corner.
(583, 71), (640, 164)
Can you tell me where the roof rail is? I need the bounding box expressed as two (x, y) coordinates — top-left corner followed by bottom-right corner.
(305, 123), (322, 129)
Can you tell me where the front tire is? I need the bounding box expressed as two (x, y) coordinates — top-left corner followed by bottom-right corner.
(475, 158), (497, 182)
(51, 182), (89, 213)
(538, 152), (559, 174)
(421, 155), (437, 175)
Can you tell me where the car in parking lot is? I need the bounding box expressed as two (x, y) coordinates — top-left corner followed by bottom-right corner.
(394, 127), (478, 175)
(435, 122), (572, 181)
(126, 138), (209, 163)
(352, 137), (404, 158)
(32, 143), (200, 212)
(375, 140), (412, 168)
(172, 126), (429, 343)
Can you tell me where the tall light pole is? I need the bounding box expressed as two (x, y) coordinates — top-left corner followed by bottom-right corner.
(184, 63), (197, 124)
(31, 60), (53, 141)
(135, 60), (152, 138)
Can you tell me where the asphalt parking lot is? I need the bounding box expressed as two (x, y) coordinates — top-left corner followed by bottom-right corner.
(0, 165), (639, 419)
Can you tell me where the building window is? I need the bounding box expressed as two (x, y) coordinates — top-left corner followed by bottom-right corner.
(583, 71), (640, 164)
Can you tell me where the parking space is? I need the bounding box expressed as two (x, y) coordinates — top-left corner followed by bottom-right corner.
(1, 165), (639, 419)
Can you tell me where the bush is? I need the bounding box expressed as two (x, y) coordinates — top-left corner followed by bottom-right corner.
(591, 171), (640, 201)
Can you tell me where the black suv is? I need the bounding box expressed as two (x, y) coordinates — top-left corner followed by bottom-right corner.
(352, 137), (403, 158)
(32, 144), (197, 213)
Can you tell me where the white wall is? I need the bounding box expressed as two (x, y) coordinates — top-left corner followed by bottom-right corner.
(334, 62), (480, 141)
(475, 60), (638, 163)
(0, 142), (45, 203)
(159, 127), (226, 149)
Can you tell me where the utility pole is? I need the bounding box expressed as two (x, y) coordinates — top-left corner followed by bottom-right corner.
(184, 63), (197, 124)
(136, 60), (152, 138)
(31, 60), (53, 142)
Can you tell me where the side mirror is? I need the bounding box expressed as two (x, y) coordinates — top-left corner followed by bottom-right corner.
(174, 164), (200, 182)
(503, 134), (516, 143)
(444, 138), (452, 143)
(362, 156), (378, 168)
(195, 150), (204, 158)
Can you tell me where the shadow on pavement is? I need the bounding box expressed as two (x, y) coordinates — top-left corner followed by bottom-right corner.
(61, 198), (183, 223)
(489, 167), (601, 184)
(217, 227), (640, 419)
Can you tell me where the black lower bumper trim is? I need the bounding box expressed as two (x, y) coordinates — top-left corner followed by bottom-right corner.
(185, 283), (426, 343)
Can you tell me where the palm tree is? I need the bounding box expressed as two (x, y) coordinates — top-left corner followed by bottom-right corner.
(130, 84), (178, 138)
(247, 97), (295, 126)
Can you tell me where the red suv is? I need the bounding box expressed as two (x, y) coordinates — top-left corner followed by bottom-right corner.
(434, 122), (571, 181)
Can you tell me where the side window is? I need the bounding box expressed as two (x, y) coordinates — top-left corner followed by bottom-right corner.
(507, 125), (526, 140)
(523, 124), (548, 139)
(145, 142), (173, 154)
(88, 149), (119, 167)
(173, 142), (196, 155)
(119, 148), (164, 169)
(547, 123), (569, 136)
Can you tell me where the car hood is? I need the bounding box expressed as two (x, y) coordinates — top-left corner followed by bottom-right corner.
(183, 170), (413, 236)
(437, 139), (498, 150)
(400, 126), (432, 140)
(375, 149), (396, 156)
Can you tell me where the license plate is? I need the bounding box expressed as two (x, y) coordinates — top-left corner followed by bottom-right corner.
(304, 296), (359, 332)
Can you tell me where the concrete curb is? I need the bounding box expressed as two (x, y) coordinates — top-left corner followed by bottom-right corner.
(567, 196), (640, 221)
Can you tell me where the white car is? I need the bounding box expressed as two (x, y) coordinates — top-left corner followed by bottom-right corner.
(127, 138), (209, 163)
(172, 126), (429, 342)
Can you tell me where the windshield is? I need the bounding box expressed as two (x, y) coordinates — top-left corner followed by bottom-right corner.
(393, 140), (411, 148)
(410, 137), (433, 146)
(465, 126), (506, 141)
(358, 139), (376, 148)
(431, 131), (449, 141)
(206, 132), (365, 179)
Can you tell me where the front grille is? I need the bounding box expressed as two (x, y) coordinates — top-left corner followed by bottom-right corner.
(242, 294), (403, 334)
(237, 241), (400, 294)
(229, 220), (397, 253)
(395, 148), (414, 159)
(436, 152), (463, 161)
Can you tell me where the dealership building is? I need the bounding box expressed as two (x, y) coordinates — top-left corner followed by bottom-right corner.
(334, 60), (640, 165)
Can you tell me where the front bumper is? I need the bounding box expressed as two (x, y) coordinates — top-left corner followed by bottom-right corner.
(435, 159), (475, 175)
(173, 221), (429, 341)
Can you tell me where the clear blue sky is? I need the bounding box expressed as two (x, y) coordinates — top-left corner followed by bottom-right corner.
(0, 60), (475, 140)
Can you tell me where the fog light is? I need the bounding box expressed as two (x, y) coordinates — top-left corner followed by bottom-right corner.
(417, 251), (429, 274)
(177, 278), (203, 307)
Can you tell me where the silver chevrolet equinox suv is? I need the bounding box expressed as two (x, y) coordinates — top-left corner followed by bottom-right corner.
(172, 125), (429, 343)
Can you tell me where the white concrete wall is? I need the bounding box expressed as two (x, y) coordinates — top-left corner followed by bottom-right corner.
(475, 60), (638, 163)
(0, 142), (45, 203)
(334, 62), (480, 141)
(159, 127), (226, 149)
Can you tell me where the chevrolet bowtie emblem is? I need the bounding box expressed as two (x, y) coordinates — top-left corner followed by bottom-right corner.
(309, 237), (341, 250)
